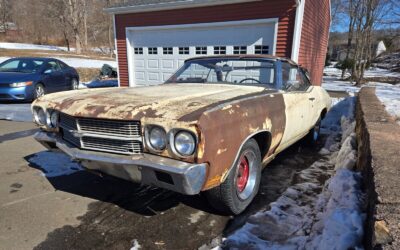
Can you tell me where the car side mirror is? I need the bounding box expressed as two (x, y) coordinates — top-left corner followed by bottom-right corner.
(43, 69), (52, 74)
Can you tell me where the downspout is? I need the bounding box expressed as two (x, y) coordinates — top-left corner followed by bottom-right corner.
(291, 0), (306, 63)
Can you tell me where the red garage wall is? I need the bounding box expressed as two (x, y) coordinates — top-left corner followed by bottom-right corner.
(298, 0), (331, 86)
(114, 0), (297, 87)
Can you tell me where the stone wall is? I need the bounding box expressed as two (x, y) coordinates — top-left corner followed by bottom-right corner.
(356, 87), (400, 249)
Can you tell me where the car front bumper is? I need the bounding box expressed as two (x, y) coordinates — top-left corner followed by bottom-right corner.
(34, 131), (207, 195)
(0, 85), (33, 100)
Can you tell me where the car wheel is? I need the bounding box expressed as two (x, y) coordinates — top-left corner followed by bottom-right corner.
(304, 116), (322, 144)
(34, 84), (45, 99)
(71, 78), (79, 90)
(206, 138), (261, 215)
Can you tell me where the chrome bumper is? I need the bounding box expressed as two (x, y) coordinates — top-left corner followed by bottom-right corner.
(34, 131), (207, 195)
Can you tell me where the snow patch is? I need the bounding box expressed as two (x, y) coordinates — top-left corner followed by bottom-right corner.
(0, 42), (72, 51)
(0, 55), (116, 69)
(130, 239), (141, 250)
(28, 151), (83, 177)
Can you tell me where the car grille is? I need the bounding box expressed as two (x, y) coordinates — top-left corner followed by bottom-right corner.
(59, 113), (143, 155)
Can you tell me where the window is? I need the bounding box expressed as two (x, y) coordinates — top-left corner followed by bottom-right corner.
(163, 47), (173, 55)
(281, 63), (309, 91)
(134, 47), (143, 54)
(255, 45), (269, 55)
(233, 46), (247, 54)
(179, 47), (189, 55)
(166, 58), (276, 87)
(0, 58), (44, 73)
(148, 47), (158, 55)
(196, 46), (207, 55)
(46, 61), (62, 71)
(214, 46), (226, 55)
(58, 61), (68, 69)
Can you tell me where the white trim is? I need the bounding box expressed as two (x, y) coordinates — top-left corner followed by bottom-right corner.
(125, 18), (279, 87)
(105, 0), (260, 14)
(272, 21), (278, 56)
(291, 0), (305, 63)
(113, 14), (120, 87)
(125, 29), (135, 87)
(125, 18), (279, 32)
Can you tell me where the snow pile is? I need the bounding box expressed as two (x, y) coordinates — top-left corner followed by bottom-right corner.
(28, 151), (83, 177)
(0, 42), (72, 51)
(130, 239), (141, 250)
(0, 56), (117, 69)
(225, 97), (366, 249)
(375, 84), (400, 125)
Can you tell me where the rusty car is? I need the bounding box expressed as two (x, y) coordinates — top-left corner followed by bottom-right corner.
(32, 55), (331, 214)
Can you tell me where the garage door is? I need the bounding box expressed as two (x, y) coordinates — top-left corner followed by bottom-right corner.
(126, 18), (278, 86)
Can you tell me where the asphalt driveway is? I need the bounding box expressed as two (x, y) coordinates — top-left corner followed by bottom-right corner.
(0, 103), (32, 122)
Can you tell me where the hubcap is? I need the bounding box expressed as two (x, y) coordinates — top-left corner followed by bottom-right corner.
(36, 86), (44, 97)
(236, 150), (257, 200)
(237, 156), (249, 193)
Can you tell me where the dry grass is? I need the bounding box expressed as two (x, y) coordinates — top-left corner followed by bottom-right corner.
(76, 68), (101, 82)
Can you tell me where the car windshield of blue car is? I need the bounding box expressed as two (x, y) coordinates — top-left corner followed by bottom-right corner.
(165, 58), (276, 88)
(0, 59), (45, 73)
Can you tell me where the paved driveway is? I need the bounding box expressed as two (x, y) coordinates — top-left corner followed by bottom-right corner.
(0, 103), (32, 122)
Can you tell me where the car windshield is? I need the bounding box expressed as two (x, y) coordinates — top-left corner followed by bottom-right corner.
(0, 58), (45, 73)
(166, 58), (276, 87)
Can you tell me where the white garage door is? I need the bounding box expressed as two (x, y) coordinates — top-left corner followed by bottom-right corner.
(126, 18), (278, 86)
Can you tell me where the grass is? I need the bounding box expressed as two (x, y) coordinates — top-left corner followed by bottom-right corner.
(0, 48), (114, 61)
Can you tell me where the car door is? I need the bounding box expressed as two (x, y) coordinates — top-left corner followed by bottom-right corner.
(58, 60), (73, 90)
(42, 61), (65, 93)
(276, 62), (314, 151)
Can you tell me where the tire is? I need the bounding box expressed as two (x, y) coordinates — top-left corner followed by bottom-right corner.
(304, 116), (322, 145)
(206, 138), (262, 215)
(34, 83), (45, 99)
(71, 78), (79, 90)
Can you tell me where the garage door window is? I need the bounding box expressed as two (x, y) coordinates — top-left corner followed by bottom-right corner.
(196, 47), (207, 55)
(148, 47), (158, 55)
(163, 47), (173, 55)
(179, 47), (189, 55)
(233, 46), (247, 54)
(255, 45), (269, 54)
(214, 46), (226, 55)
(134, 47), (143, 54)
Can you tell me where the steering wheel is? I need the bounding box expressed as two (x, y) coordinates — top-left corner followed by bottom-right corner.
(239, 78), (261, 84)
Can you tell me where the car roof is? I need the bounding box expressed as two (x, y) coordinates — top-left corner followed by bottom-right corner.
(185, 55), (298, 65)
(8, 57), (59, 62)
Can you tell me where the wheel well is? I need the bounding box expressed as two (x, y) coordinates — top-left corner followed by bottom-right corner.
(321, 108), (327, 119)
(251, 131), (272, 160)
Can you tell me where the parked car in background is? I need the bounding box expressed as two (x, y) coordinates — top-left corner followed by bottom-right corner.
(85, 64), (118, 88)
(0, 57), (79, 101)
(32, 55), (331, 214)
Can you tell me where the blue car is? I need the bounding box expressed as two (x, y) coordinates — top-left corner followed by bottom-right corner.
(0, 57), (79, 101)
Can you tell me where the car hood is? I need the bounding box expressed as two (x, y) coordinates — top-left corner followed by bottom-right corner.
(34, 83), (275, 125)
(0, 72), (38, 84)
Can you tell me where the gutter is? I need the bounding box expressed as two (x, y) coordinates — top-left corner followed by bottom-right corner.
(104, 0), (260, 15)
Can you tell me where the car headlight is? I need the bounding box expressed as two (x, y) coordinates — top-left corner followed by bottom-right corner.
(148, 126), (167, 151)
(46, 110), (59, 128)
(10, 81), (33, 88)
(174, 131), (196, 156)
(33, 107), (46, 126)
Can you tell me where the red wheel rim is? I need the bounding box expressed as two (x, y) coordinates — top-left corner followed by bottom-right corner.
(237, 155), (250, 193)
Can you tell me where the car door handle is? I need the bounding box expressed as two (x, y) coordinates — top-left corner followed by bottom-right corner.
(309, 97), (315, 101)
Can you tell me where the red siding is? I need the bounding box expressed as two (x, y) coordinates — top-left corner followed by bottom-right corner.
(115, 0), (297, 86)
(298, 0), (330, 86)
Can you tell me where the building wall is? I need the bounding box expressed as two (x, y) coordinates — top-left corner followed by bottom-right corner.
(114, 0), (297, 87)
(298, 0), (331, 86)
